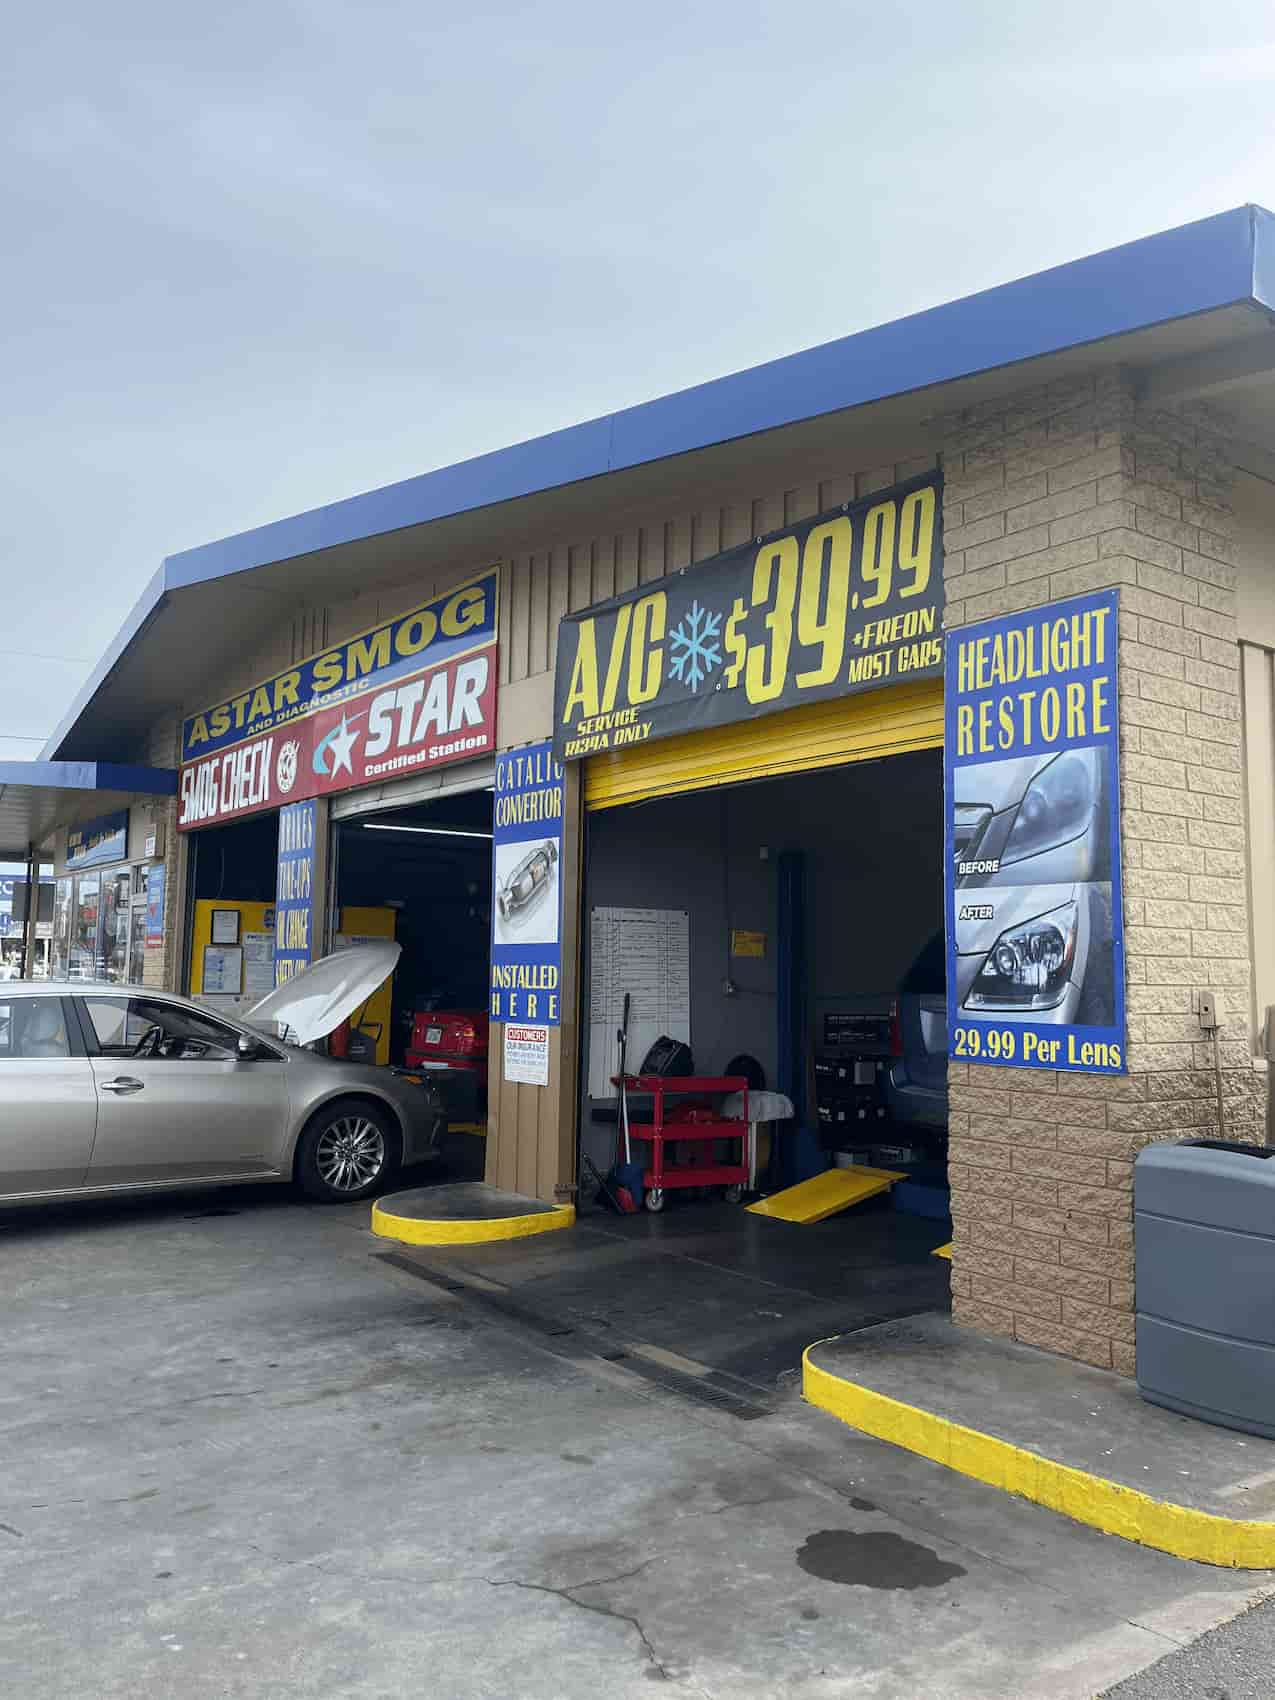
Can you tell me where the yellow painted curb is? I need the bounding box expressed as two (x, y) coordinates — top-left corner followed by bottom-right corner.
(371, 1200), (575, 1246)
(803, 1347), (1275, 1569)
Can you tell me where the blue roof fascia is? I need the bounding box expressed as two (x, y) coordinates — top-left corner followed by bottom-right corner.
(1249, 202), (1275, 313)
(0, 761), (176, 795)
(160, 205), (1265, 595)
(42, 565), (168, 760)
(45, 204), (1272, 762)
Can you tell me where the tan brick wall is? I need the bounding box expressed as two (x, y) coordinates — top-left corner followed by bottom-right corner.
(937, 370), (1264, 1375)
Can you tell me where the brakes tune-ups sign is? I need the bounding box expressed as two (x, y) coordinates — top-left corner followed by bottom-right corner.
(177, 570), (499, 829)
(274, 799), (317, 986)
(944, 588), (1126, 1074)
(552, 474), (943, 759)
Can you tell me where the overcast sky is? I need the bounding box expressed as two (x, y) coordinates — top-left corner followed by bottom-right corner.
(3, 1), (1274, 762)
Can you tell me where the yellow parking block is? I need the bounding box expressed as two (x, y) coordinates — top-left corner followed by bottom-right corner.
(746, 1166), (906, 1224)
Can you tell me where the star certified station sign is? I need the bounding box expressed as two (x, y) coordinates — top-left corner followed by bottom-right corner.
(177, 570), (499, 830)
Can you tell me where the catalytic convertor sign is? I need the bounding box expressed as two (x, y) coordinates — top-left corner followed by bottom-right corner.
(490, 741), (564, 1029)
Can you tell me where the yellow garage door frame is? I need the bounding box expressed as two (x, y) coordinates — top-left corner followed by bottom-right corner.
(584, 677), (944, 811)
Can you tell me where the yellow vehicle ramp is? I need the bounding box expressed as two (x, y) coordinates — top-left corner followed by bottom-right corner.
(746, 1166), (906, 1225)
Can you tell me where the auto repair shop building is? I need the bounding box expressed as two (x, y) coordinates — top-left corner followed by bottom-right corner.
(13, 203), (1275, 1378)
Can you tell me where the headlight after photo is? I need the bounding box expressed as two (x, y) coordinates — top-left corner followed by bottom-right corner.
(956, 882), (1115, 1028)
(968, 900), (1077, 1011)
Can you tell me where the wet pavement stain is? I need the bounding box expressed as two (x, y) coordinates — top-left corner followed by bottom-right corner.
(795, 1529), (965, 1591)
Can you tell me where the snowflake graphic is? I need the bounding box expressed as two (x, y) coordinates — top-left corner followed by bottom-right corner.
(668, 600), (724, 692)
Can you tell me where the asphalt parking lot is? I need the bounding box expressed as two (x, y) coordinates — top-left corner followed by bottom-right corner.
(2, 1178), (1270, 1700)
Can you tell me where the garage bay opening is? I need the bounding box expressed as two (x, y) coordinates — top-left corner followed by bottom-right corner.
(185, 811), (281, 1005)
(331, 787), (493, 1160)
(578, 747), (952, 1355)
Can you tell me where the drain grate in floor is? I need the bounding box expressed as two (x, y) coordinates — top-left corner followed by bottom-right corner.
(615, 1355), (772, 1421)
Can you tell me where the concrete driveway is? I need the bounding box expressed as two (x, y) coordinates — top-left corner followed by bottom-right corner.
(1, 1183), (1269, 1700)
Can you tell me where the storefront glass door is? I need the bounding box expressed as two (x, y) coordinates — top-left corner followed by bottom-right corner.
(100, 870), (130, 983)
(71, 873), (101, 979)
(52, 878), (73, 979)
(128, 902), (147, 984)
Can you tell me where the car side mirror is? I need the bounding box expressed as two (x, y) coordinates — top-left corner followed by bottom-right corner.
(237, 1034), (261, 1060)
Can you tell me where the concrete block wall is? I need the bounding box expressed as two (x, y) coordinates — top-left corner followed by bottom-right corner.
(936, 369), (1265, 1374)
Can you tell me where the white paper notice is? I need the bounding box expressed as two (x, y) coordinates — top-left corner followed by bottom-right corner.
(202, 945), (243, 996)
(242, 932), (275, 998)
(504, 1022), (550, 1087)
(588, 907), (690, 1097)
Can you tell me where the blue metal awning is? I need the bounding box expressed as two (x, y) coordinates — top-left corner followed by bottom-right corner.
(0, 762), (177, 859)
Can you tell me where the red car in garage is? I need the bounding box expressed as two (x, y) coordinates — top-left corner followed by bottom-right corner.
(405, 1007), (489, 1121)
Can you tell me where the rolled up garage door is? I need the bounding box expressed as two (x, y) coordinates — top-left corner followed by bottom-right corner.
(583, 677), (943, 811)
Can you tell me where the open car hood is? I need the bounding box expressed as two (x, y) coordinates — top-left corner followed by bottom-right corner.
(244, 941), (401, 1045)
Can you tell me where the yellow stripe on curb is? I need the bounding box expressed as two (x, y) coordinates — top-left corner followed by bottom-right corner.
(371, 1200), (575, 1247)
(802, 1348), (1275, 1569)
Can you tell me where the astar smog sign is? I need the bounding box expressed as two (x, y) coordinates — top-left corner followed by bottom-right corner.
(553, 473), (943, 760)
(944, 589), (1126, 1074)
(177, 571), (499, 830)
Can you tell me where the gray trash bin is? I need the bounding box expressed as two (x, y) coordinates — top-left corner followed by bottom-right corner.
(1135, 1139), (1275, 1439)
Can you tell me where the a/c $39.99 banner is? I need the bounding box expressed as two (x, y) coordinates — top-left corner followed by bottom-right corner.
(944, 588), (1126, 1074)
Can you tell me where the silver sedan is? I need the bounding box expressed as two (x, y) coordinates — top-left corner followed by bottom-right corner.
(0, 981), (444, 1207)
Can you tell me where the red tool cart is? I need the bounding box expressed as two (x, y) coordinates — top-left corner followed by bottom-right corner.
(613, 1074), (749, 1212)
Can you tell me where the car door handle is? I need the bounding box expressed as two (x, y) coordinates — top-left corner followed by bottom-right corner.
(100, 1077), (145, 1094)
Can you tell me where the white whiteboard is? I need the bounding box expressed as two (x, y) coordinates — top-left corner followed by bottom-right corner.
(588, 906), (690, 1097)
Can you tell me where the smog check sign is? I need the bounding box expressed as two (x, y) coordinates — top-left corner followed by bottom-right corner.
(177, 571), (499, 829)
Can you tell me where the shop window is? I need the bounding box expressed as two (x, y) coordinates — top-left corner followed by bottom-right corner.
(0, 996), (72, 1059)
(57, 865), (154, 985)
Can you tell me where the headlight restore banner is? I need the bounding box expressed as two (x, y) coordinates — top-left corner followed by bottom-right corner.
(943, 588), (1126, 1073)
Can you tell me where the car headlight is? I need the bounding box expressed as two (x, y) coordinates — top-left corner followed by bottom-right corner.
(965, 902), (1077, 1010)
(1001, 751), (1097, 866)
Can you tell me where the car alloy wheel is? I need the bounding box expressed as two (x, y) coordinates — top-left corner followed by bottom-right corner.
(314, 1114), (386, 1194)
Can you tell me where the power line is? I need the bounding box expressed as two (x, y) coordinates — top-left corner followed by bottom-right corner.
(0, 734), (48, 743)
(0, 649), (90, 664)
